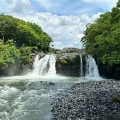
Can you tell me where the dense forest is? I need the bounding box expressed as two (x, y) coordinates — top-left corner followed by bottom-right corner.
(0, 14), (52, 75)
(0, 14), (52, 50)
(81, 0), (120, 79)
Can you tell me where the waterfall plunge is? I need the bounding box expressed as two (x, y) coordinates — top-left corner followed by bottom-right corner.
(32, 54), (56, 76)
(80, 54), (83, 77)
(85, 55), (101, 80)
(48, 55), (56, 75)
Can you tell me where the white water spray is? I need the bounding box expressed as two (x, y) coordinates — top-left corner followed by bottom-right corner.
(32, 55), (40, 75)
(80, 54), (83, 77)
(48, 55), (56, 75)
(39, 55), (50, 75)
(32, 54), (56, 76)
(85, 55), (101, 80)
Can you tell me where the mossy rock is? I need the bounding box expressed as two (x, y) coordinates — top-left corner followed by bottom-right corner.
(57, 55), (79, 65)
(59, 58), (67, 64)
(112, 96), (120, 103)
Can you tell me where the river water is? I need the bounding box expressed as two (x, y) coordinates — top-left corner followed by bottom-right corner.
(0, 54), (103, 120)
(0, 75), (89, 120)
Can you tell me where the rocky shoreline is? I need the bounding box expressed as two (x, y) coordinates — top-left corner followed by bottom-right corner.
(51, 80), (120, 120)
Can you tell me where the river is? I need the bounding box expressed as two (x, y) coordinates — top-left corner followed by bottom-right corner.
(0, 75), (90, 120)
(0, 54), (104, 120)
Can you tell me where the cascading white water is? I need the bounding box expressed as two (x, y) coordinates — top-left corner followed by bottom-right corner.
(80, 54), (83, 77)
(39, 55), (50, 75)
(85, 55), (101, 79)
(32, 54), (56, 76)
(32, 55), (40, 75)
(48, 55), (56, 75)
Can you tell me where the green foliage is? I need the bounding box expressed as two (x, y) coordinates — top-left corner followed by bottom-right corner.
(0, 14), (53, 71)
(5, 40), (20, 65)
(112, 96), (120, 103)
(59, 58), (67, 64)
(49, 47), (57, 53)
(19, 47), (31, 64)
(49, 48), (55, 54)
(0, 39), (32, 67)
(30, 46), (38, 53)
(0, 40), (20, 67)
(0, 40), (6, 66)
(81, 0), (120, 66)
(0, 14), (52, 52)
(0, 15), (17, 43)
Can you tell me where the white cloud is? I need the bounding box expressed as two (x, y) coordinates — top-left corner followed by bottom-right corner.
(22, 12), (100, 49)
(5, 0), (32, 14)
(0, 0), (118, 49)
(34, 0), (53, 11)
(50, 41), (64, 49)
(91, 12), (102, 20)
(3, 10), (101, 49)
(82, 0), (118, 11)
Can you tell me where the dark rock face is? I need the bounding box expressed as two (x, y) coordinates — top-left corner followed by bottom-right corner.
(51, 80), (120, 120)
(98, 63), (120, 80)
(56, 53), (86, 77)
(0, 64), (31, 76)
(56, 53), (80, 77)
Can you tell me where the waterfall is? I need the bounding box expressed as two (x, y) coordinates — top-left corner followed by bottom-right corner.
(48, 55), (56, 75)
(80, 54), (83, 77)
(32, 54), (56, 76)
(85, 55), (101, 79)
(32, 54), (41, 75)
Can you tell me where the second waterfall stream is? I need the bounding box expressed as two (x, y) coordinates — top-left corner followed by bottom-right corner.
(32, 54), (56, 76)
(85, 55), (101, 80)
(80, 54), (101, 80)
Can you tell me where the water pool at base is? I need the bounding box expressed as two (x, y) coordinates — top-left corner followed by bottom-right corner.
(0, 75), (96, 120)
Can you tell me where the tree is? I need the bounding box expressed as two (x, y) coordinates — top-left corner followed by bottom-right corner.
(0, 14), (52, 52)
(81, 0), (120, 79)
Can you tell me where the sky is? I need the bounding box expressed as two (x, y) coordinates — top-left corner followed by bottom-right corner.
(0, 0), (118, 49)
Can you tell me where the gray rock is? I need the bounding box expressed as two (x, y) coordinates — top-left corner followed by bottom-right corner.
(61, 47), (80, 53)
(51, 80), (120, 120)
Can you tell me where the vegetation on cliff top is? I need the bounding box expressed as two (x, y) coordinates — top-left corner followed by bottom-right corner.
(0, 14), (52, 52)
(0, 39), (32, 68)
(81, 0), (120, 79)
(82, 0), (120, 66)
(0, 14), (52, 68)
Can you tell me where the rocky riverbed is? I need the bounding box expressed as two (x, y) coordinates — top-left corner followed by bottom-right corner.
(51, 80), (120, 120)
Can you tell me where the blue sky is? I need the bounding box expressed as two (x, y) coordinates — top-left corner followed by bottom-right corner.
(0, 0), (118, 49)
